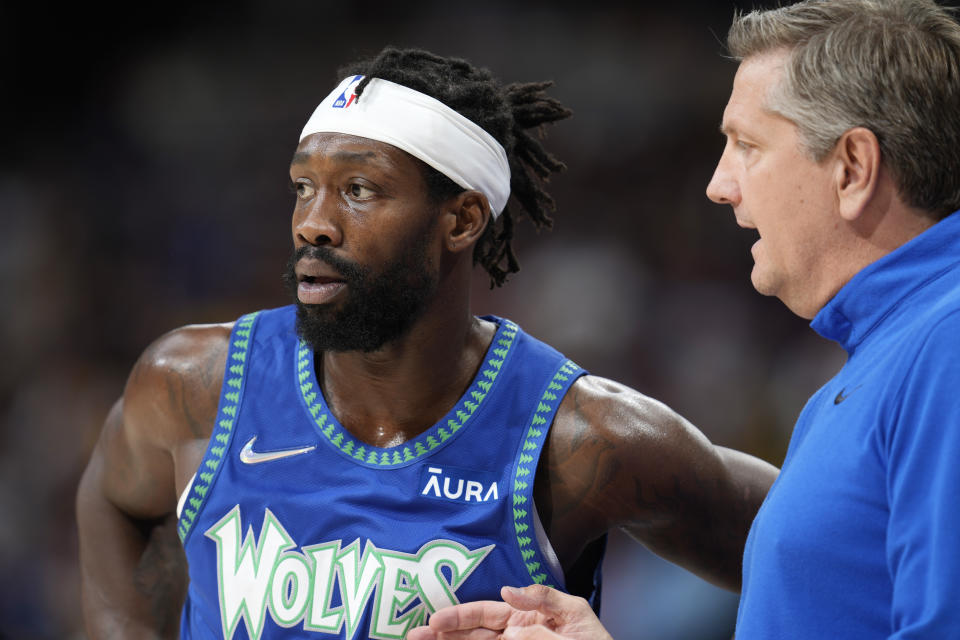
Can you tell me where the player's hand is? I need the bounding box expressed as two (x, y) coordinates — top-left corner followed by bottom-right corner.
(405, 584), (614, 640)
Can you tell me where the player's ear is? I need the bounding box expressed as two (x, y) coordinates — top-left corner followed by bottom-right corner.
(443, 190), (490, 253)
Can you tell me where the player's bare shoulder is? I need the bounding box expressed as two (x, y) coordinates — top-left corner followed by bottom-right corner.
(547, 374), (776, 590)
(551, 374), (693, 458)
(544, 375), (719, 534)
(124, 322), (235, 446)
(85, 322), (235, 524)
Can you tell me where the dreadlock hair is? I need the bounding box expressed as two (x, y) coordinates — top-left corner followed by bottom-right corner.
(338, 47), (572, 287)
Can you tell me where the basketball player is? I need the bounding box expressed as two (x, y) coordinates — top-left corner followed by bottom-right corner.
(409, 1), (960, 638)
(76, 47), (777, 639)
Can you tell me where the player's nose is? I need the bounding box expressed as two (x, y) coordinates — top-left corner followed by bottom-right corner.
(294, 188), (344, 248)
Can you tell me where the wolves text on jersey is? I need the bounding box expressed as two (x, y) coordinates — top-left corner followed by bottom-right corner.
(205, 506), (493, 640)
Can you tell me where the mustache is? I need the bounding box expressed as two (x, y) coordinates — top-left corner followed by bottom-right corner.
(289, 245), (366, 280)
(282, 246), (367, 300)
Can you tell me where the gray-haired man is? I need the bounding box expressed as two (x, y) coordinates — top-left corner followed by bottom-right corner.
(411, 1), (960, 637)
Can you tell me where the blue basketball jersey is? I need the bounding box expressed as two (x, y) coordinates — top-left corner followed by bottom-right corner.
(177, 306), (596, 639)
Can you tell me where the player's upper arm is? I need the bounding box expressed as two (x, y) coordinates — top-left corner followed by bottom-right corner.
(546, 374), (777, 590)
(89, 323), (232, 520)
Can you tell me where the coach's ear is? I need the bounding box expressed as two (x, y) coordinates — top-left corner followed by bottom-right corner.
(444, 190), (491, 254)
(835, 126), (881, 222)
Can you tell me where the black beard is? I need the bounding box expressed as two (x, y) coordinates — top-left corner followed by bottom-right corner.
(281, 236), (438, 353)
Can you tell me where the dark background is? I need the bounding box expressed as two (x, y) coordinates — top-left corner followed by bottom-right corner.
(0, 1), (883, 637)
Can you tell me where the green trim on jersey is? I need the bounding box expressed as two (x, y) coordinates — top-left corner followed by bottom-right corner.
(178, 311), (260, 542)
(513, 358), (581, 587)
(297, 319), (520, 468)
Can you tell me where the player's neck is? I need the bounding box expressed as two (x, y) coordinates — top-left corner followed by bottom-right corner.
(317, 302), (494, 448)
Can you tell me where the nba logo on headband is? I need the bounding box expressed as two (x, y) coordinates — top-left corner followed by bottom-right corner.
(332, 75), (364, 109)
(301, 75), (511, 217)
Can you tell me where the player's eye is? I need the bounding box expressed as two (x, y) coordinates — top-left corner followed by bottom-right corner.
(292, 181), (315, 200)
(347, 183), (375, 199)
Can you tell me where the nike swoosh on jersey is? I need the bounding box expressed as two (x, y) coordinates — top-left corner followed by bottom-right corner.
(239, 436), (316, 464)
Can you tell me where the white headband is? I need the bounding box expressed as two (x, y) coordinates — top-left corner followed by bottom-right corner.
(299, 75), (511, 218)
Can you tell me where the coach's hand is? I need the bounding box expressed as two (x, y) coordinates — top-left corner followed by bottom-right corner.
(406, 584), (614, 640)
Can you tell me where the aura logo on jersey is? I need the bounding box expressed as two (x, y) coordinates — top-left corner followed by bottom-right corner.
(419, 466), (500, 504)
(205, 506), (493, 640)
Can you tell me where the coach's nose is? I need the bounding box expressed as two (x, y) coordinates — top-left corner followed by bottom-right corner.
(706, 147), (741, 207)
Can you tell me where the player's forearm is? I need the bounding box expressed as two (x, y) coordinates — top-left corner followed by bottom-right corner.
(637, 445), (778, 592)
(77, 455), (186, 639)
(714, 446), (778, 586)
(717, 446), (777, 517)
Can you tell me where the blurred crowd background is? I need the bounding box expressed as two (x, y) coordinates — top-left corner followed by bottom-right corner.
(1, 1), (866, 638)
